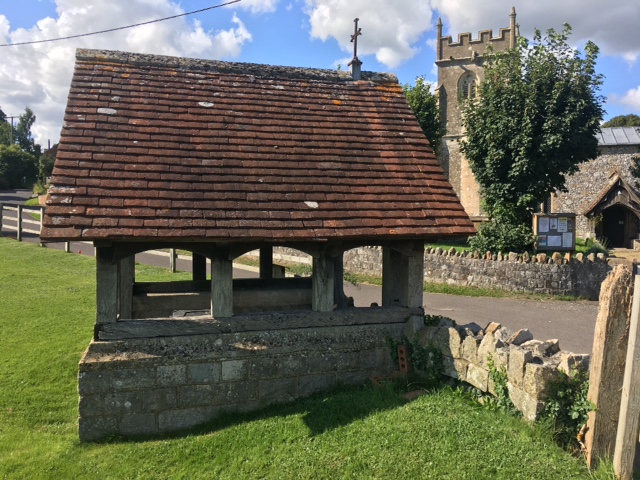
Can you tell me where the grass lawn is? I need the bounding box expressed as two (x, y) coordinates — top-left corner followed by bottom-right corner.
(0, 238), (614, 479)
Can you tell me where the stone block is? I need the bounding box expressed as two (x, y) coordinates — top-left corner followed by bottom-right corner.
(431, 327), (462, 358)
(188, 362), (221, 384)
(226, 380), (259, 403)
(460, 335), (480, 363)
(103, 391), (144, 415)
(523, 362), (559, 399)
(466, 363), (489, 391)
(79, 415), (118, 442)
(157, 364), (187, 387)
(112, 368), (156, 390)
(441, 355), (468, 381)
(507, 329), (533, 346)
(418, 326), (439, 346)
(79, 394), (104, 417)
(507, 346), (533, 386)
(143, 388), (178, 412)
(484, 322), (502, 336)
(557, 353), (591, 375)
(221, 360), (248, 381)
(306, 352), (340, 374)
(259, 377), (298, 404)
(298, 374), (337, 396)
(476, 333), (504, 368)
(158, 406), (218, 432)
(78, 371), (112, 395)
(493, 346), (510, 371)
(507, 382), (544, 421)
(179, 384), (217, 408)
(520, 339), (560, 358)
(119, 413), (158, 436)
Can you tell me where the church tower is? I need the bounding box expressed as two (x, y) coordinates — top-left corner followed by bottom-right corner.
(436, 8), (517, 222)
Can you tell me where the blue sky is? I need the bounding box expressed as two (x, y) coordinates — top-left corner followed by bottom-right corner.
(1, 0), (639, 144)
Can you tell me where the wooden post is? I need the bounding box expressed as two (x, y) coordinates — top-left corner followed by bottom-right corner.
(333, 253), (348, 309)
(585, 265), (633, 468)
(95, 246), (119, 325)
(382, 242), (424, 308)
(39, 206), (45, 247)
(65, 241), (71, 253)
(211, 251), (233, 318)
(259, 246), (273, 279)
(118, 255), (135, 320)
(312, 251), (334, 312)
(16, 205), (22, 241)
(192, 253), (207, 281)
(613, 274), (640, 479)
(382, 247), (403, 306)
(169, 248), (177, 273)
(0, 204), (3, 234)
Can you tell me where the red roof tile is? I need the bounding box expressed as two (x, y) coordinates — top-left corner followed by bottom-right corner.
(41, 49), (475, 243)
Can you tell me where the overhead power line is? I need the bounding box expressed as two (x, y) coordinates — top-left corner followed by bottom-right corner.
(0, 0), (241, 47)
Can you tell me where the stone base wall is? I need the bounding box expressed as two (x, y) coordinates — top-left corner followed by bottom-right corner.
(78, 309), (412, 441)
(416, 319), (590, 420)
(339, 247), (610, 300)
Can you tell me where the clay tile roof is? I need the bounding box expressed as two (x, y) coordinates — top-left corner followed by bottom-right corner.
(41, 48), (475, 243)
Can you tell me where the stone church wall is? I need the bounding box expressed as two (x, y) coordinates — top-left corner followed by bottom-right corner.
(553, 145), (639, 238)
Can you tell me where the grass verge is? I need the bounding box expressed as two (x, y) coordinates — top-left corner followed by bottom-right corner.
(0, 238), (611, 479)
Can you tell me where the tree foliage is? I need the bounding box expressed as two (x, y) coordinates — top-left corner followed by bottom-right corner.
(0, 106), (42, 189)
(403, 77), (445, 156)
(0, 144), (38, 190)
(601, 114), (640, 128)
(461, 25), (604, 252)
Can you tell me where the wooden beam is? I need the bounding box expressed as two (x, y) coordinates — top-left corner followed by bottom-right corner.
(192, 253), (207, 281)
(585, 265), (633, 468)
(96, 246), (119, 324)
(211, 252), (233, 318)
(312, 251), (334, 312)
(118, 255), (134, 320)
(333, 253), (348, 309)
(613, 274), (640, 479)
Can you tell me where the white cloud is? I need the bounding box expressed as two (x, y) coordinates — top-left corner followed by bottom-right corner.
(432, 1), (640, 63)
(609, 86), (640, 110)
(304, 0), (432, 69)
(228, 0), (280, 14)
(0, 0), (253, 145)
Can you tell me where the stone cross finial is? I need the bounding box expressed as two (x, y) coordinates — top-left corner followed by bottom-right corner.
(348, 18), (363, 80)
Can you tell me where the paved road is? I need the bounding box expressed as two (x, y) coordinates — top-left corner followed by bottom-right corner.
(1, 188), (599, 354)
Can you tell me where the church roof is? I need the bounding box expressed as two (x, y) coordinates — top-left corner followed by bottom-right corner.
(597, 127), (640, 146)
(41, 49), (474, 243)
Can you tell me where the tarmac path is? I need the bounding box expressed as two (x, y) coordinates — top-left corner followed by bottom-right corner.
(1, 189), (598, 354)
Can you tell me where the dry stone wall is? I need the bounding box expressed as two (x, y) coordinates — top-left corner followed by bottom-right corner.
(416, 319), (590, 420)
(341, 246), (609, 300)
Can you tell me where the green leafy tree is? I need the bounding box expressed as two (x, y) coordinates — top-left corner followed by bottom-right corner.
(602, 114), (640, 127)
(403, 76), (445, 156)
(13, 107), (41, 157)
(461, 25), (604, 252)
(0, 144), (38, 189)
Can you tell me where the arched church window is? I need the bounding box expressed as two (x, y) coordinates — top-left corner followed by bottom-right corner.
(459, 73), (477, 100)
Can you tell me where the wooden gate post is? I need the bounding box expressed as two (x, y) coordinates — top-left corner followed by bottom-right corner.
(16, 205), (22, 241)
(613, 273), (640, 479)
(585, 264), (633, 468)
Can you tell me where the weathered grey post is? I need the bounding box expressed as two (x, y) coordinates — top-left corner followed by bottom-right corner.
(211, 250), (233, 318)
(585, 265), (633, 468)
(382, 242), (424, 308)
(95, 246), (119, 325)
(312, 251), (335, 312)
(333, 253), (348, 308)
(192, 253), (206, 281)
(169, 248), (177, 273)
(613, 274), (640, 479)
(259, 246), (273, 279)
(0, 204), (3, 234)
(118, 255), (134, 320)
(16, 204), (22, 241)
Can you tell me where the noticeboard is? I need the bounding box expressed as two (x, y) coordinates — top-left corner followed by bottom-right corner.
(533, 213), (576, 251)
